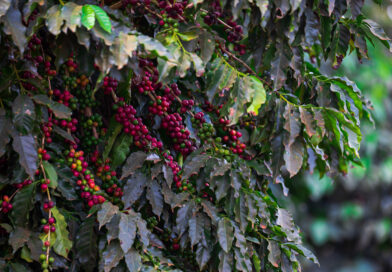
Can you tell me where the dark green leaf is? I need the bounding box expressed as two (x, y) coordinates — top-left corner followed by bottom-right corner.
(10, 183), (35, 226)
(189, 213), (205, 247)
(12, 134), (37, 179)
(2, 3), (27, 53)
(76, 215), (98, 272)
(182, 154), (210, 180)
(42, 161), (58, 188)
(111, 134), (133, 168)
(12, 94), (35, 133)
(176, 201), (195, 236)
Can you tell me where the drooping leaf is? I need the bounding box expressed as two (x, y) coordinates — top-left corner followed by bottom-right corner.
(122, 171), (148, 208)
(196, 244), (211, 270)
(9, 227), (30, 253)
(271, 42), (290, 90)
(189, 213), (205, 247)
(110, 134), (133, 168)
(0, 0), (10, 18)
(124, 249), (142, 272)
(146, 179), (164, 217)
(120, 151), (147, 180)
(61, 2), (83, 33)
(182, 153), (210, 179)
(75, 215), (98, 271)
(267, 240), (281, 268)
(98, 201), (119, 229)
(217, 218), (234, 253)
(2, 3), (27, 53)
(10, 183), (36, 226)
(119, 213), (137, 253)
(46, 5), (62, 35)
(12, 134), (37, 179)
(176, 201), (195, 236)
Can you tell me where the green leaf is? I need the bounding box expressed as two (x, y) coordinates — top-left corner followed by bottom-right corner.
(110, 134), (133, 168)
(246, 76), (266, 115)
(146, 179), (164, 217)
(42, 161), (58, 188)
(100, 240), (124, 272)
(119, 213), (137, 253)
(9, 227), (30, 253)
(75, 215), (98, 272)
(51, 207), (73, 258)
(284, 243), (319, 265)
(53, 126), (75, 143)
(12, 134), (37, 179)
(81, 5), (95, 30)
(218, 250), (233, 272)
(217, 218), (234, 253)
(13, 94), (35, 134)
(177, 30), (199, 41)
(10, 183), (36, 226)
(89, 5), (111, 33)
(20, 246), (33, 263)
(32, 95), (72, 119)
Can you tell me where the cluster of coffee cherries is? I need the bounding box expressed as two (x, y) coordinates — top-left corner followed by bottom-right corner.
(179, 99), (194, 113)
(202, 100), (221, 115)
(65, 149), (106, 207)
(20, 71), (38, 91)
(44, 59), (57, 77)
(53, 116), (78, 133)
(0, 196), (12, 213)
(72, 84), (98, 109)
(41, 120), (53, 143)
(52, 89), (77, 108)
(15, 179), (33, 189)
(161, 113), (195, 155)
(146, 216), (158, 230)
(103, 76), (118, 95)
(39, 178), (53, 192)
(38, 147), (51, 161)
(148, 95), (172, 115)
(96, 163), (123, 202)
(197, 123), (215, 143)
(133, 60), (160, 95)
(223, 129), (246, 155)
(38, 254), (54, 272)
(157, 0), (188, 21)
(65, 57), (79, 73)
(191, 112), (206, 125)
(114, 100), (163, 150)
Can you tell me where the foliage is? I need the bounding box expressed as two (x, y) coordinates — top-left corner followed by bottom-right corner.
(0, 0), (388, 271)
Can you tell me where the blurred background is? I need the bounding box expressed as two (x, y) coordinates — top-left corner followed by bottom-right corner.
(276, 1), (392, 271)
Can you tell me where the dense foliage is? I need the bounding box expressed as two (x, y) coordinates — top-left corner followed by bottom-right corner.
(0, 0), (389, 271)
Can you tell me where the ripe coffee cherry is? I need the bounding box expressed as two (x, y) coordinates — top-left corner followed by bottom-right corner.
(43, 225), (50, 233)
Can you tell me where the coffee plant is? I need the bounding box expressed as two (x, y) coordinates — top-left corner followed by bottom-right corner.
(0, 0), (388, 271)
